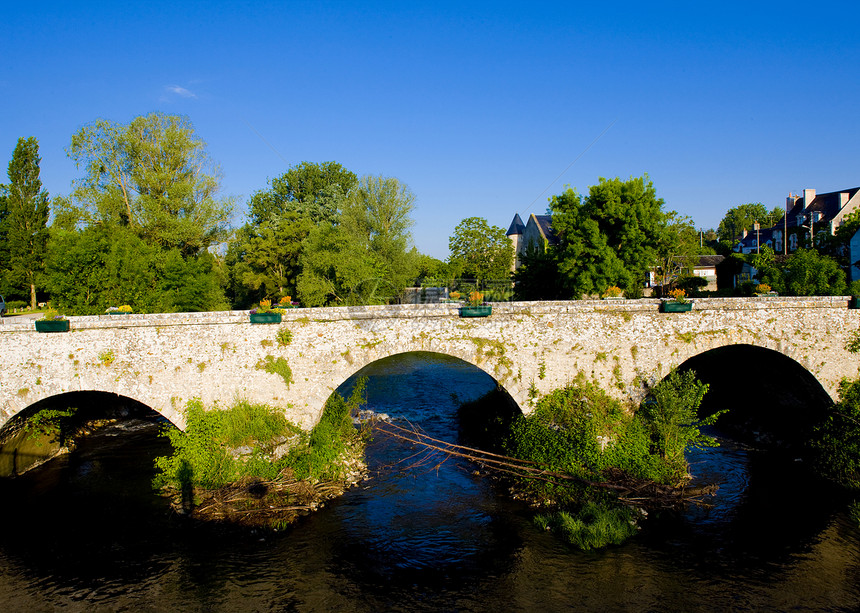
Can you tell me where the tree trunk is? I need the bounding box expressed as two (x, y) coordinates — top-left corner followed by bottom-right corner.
(30, 283), (36, 309)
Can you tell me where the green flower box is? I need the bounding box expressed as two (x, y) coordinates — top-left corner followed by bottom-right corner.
(851, 297), (860, 309)
(35, 320), (70, 333)
(756, 292), (778, 298)
(250, 312), (282, 324)
(660, 301), (692, 313)
(459, 305), (492, 318)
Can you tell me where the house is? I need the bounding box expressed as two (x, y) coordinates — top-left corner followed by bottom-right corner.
(735, 187), (860, 254)
(506, 213), (558, 271)
(648, 255), (728, 293)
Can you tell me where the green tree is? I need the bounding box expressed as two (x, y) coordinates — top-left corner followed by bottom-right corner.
(249, 161), (357, 225)
(46, 224), (227, 314)
(230, 161), (358, 308)
(68, 112), (232, 256)
(46, 225), (157, 314)
(717, 202), (784, 242)
(639, 369), (719, 481)
(447, 217), (513, 281)
(2, 137), (50, 307)
(295, 222), (376, 306)
(550, 176), (669, 298)
(513, 243), (565, 300)
(652, 212), (701, 289)
(228, 212), (315, 306)
(297, 175), (418, 306)
(782, 249), (846, 296)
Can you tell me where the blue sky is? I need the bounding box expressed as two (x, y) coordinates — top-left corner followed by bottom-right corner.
(2, 1), (858, 259)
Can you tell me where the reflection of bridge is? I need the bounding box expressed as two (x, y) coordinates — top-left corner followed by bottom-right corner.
(1, 297), (857, 430)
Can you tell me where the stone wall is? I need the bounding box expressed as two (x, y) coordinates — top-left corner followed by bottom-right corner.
(1, 297), (857, 431)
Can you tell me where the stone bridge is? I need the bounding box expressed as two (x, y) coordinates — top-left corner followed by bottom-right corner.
(1, 297), (858, 431)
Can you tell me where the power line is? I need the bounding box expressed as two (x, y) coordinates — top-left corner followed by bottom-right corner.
(523, 119), (617, 214)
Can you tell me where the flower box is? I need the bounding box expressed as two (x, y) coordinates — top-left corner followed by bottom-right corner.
(852, 297), (860, 309)
(459, 305), (492, 318)
(250, 312), (282, 324)
(756, 292), (778, 298)
(660, 302), (692, 313)
(35, 320), (70, 333)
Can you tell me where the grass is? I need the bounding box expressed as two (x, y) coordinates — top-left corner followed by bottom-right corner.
(534, 502), (639, 550)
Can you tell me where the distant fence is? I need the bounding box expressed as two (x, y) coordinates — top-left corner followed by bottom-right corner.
(402, 279), (514, 304)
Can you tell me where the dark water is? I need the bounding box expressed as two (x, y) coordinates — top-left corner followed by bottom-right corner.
(2, 352), (860, 612)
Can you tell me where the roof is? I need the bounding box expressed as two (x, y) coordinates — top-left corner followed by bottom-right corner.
(695, 255), (726, 267)
(776, 187), (860, 229)
(532, 214), (558, 245)
(506, 213), (525, 236)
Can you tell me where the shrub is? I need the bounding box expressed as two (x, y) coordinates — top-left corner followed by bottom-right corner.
(505, 370), (719, 487)
(811, 376), (860, 489)
(153, 380), (369, 491)
(638, 369), (722, 483)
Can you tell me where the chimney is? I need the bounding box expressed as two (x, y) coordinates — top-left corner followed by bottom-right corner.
(803, 188), (816, 211)
(786, 192), (799, 211)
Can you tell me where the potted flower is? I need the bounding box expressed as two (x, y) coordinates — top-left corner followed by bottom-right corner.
(106, 304), (133, 315)
(448, 291), (462, 304)
(602, 285), (624, 300)
(660, 288), (692, 313)
(755, 283), (777, 297)
(250, 299), (285, 324)
(278, 296), (298, 309)
(35, 308), (70, 332)
(459, 291), (492, 317)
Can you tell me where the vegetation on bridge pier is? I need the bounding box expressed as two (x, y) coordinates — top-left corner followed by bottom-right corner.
(454, 370), (724, 550)
(153, 380), (369, 528)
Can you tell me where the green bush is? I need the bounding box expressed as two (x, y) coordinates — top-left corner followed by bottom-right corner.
(638, 369), (721, 483)
(154, 380), (368, 491)
(811, 376), (860, 489)
(505, 370), (719, 487)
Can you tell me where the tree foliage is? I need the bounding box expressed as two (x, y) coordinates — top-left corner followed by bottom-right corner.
(750, 246), (846, 296)
(296, 175), (418, 306)
(248, 161), (357, 225)
(505, 370), (717, 487)
(68, 112), (232, 257)
(1, 137), (50, 307)
(548, 176), (669, 298)
(228, 213), (315, 306)
(811, 376), (860, 490)
(46, 224), (227, 314)
(782, 248), (846, 296)
(717, 202), (784, 242)
(447, 216), (513, 281)
(230, 161), (360, 307)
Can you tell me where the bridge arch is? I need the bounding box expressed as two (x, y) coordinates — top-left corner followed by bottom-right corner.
(330, 350), (523, 415)
(675, 344), (833, 449)
(0, 390), (171, 477)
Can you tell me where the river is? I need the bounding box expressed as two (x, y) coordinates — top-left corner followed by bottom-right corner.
(1, 352), (859, 611)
